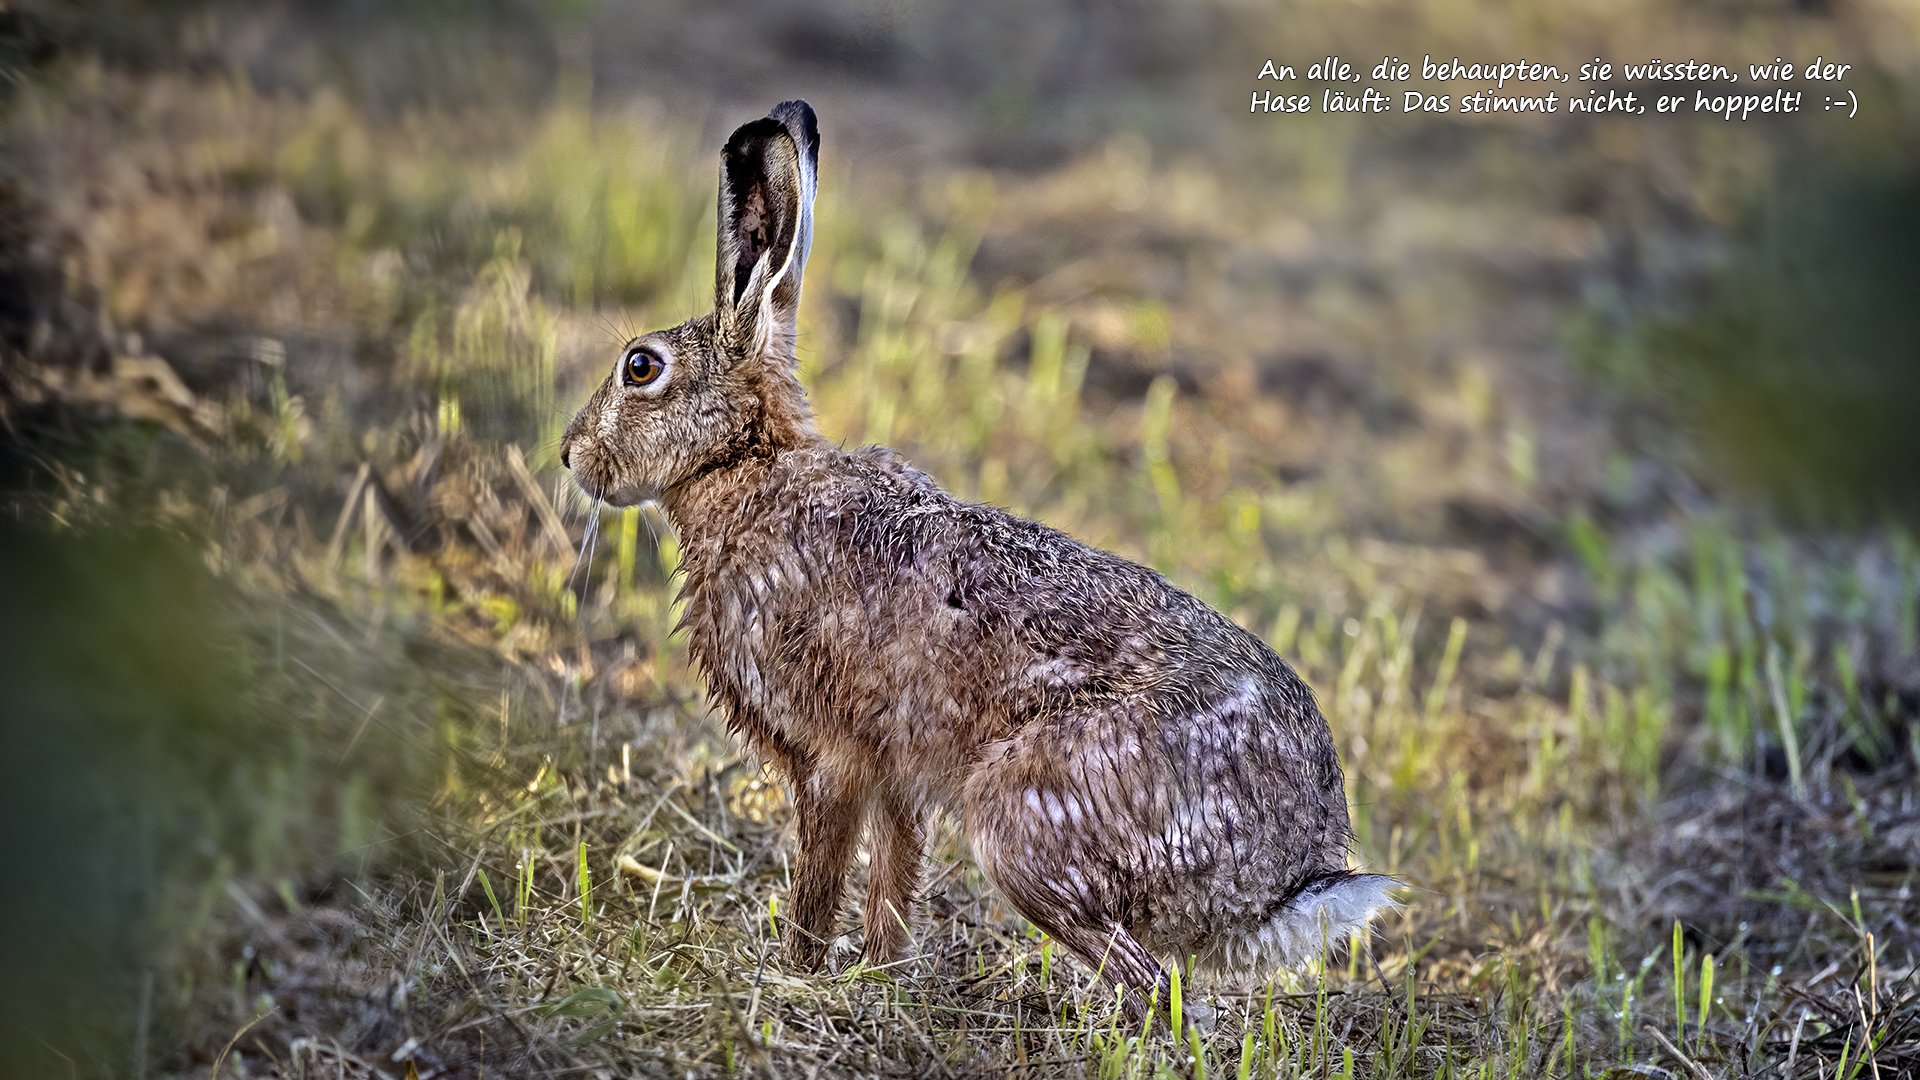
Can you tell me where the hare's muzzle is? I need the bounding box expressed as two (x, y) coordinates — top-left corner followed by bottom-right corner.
(556, 428), (610, 501)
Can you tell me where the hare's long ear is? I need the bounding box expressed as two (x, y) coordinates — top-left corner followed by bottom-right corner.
(714, 100), (818, 366)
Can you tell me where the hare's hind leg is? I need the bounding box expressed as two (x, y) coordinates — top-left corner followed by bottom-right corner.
(962, 757), (1167, 1020)
(860, 786), (925, 967)
(1020, 906), (1167, 1022)
(966, 835), (1167, 1020)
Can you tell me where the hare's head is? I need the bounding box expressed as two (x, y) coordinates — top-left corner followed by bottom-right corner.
(560, 100), (820, 507)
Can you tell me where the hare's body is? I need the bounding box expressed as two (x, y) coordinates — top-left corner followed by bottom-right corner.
(670, 441), (1386, 985)
(562, 100), (1393, 1015)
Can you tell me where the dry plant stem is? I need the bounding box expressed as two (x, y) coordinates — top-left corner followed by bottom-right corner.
(209, 1011), (273, 1080)
(1644, 1024), (1715, 1080)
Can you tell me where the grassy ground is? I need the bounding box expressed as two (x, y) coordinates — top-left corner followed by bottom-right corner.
(2, 3), (1918, 1077)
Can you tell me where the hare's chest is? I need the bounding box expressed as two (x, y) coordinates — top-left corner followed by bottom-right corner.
(687, 558), (810, 718)
(688, 547), (874, 708)
(688, 543), (986, 787)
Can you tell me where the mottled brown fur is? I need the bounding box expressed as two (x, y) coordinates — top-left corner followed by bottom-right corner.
(560, 100), (1394, 1017)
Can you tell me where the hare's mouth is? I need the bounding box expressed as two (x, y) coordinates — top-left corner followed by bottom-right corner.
(560, 446), (633, 507)
(567, 458), (659, 510)
(568, 465), (654, 509)
(592, 483), (657, 509)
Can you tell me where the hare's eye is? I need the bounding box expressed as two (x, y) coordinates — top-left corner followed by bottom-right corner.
(623, 347), (665, 388)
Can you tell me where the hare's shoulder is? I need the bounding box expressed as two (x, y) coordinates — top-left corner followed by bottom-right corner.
(789, 446), (1154, 584)
(755, 446), (1300, 709)
(755, 447), (1225, 641)
(784, 448), (1211, 643)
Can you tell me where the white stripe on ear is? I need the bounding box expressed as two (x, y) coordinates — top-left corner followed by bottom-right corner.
(751, 249), (793, 361)
(765, 100), (818, 327)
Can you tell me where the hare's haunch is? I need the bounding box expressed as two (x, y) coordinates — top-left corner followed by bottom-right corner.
(560, 100), (1395, 1016)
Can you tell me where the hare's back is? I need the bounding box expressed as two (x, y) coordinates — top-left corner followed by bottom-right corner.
(822, 447), (1326, 714)
(823, 447), (1344, 774)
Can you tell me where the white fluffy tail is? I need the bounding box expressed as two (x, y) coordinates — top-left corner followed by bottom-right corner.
(1198, 872), (1401, 977)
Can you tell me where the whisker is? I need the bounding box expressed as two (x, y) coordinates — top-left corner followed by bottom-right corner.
(565, 478), (603, 602)
(641, 504), (664, 580)
(603, 312), (646, 352)
(566, 504), (591, 601)
(641, 504), (660, 551)
(580, 487), (606, 607)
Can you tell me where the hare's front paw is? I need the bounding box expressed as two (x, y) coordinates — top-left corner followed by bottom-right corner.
(782, 927), (830, 972)
(827, 933), (862, 970)
(783, 928), (860, 972)
(1182, 997), (1219, 1033)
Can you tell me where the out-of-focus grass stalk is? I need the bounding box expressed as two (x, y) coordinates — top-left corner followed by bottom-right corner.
(1766, 645), (1808, 801)
(1673, 920), (1687, 1044)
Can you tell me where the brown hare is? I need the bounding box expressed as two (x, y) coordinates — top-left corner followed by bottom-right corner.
(559, 100), (1395, 1018)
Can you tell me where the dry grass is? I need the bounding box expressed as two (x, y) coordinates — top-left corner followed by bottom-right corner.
(2, 5), (1919, 1076)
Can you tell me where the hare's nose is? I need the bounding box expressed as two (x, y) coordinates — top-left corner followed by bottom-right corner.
(559, 442), (572, 469)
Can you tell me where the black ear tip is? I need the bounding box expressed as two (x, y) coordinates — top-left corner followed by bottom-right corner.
(768, 100), (818, 166)
(768, 99), (815, 128)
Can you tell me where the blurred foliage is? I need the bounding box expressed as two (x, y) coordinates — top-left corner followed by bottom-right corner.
(4, 0), (572, 111)
(0, 441), (488, 1077)
(1654, 170), (1920, 526)
(0, 511), (239, 1076)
